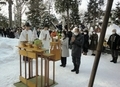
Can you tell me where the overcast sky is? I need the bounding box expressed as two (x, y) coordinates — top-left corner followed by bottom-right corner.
(0, 0), (119, 21)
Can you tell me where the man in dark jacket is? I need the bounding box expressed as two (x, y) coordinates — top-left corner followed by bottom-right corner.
(107, 29), (120, 63)
(70, 28), (84, 74)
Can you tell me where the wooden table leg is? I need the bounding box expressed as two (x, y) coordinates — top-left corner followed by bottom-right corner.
(53, 61), (55, 84)
(36, 57), (38, 87)
(28, 58), (30, 78)
(41, 58), (43, 87)
(20, 55), (22, 76)
(25, 56), (27, 79)
(44, 58), (47, 87)
(29, 59), (33, 78)
(47, 59), (49, 87)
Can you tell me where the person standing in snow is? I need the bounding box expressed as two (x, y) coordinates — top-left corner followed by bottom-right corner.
(19, 22), (33, 61)
(107, 29), (120, 63)
(39, 25), (51, 51)
(83, 30), (89, 55)
(89, 31), (98, 56)
(60, 31), (69, 67)
(70, 28), (84, 74)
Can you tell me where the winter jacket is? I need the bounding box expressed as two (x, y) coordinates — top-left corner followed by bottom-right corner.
(71, 33), (84, 57)
(61, 37), (69, 57)
(89, 33), (98, 50)
(107, 33), (120, 50)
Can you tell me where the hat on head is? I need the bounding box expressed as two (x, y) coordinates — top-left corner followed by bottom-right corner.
(25, 22), (31, 27)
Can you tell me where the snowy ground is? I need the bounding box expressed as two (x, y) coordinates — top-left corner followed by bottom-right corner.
(0, 37), (120, 87)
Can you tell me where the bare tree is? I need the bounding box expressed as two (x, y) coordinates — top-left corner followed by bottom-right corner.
(14, 0), (27, 27)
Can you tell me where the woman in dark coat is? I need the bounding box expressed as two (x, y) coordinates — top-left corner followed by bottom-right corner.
(83, 30), (89, 55)
(89, 31), (98, 56)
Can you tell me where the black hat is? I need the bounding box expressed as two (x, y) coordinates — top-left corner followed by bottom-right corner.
(25, 22), (31, 27)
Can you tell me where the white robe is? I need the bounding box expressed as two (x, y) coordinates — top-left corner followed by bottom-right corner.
(39, 29), (51, 50)
(19, 29), (33, 42)
(32, 28), (38, 40)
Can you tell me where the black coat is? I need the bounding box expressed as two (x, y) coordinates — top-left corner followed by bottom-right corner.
(89, 33), (98, 50)
(83, 34), (89, 52)
(71, 33), (84, 57)
(107, 33), (120, 50)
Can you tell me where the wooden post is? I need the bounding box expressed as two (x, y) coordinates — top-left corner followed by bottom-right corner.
(8, 0), (12, 28)
(36, 56), (38, 87)
(88, 0), (114, 87)
(41, 58), (43, 87)
(25, 56), (27, 79)
(20, 54), (22, 76)
(53, 61), (55, 84)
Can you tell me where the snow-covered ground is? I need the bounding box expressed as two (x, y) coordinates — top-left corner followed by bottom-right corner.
(0, 26), (120, 87)
(0, 37), (120, 87)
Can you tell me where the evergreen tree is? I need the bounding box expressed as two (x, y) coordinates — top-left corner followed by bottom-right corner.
(0, 13), (8, 27)
(26, 0), (58, 28)
(111, 2), (120, 26)
(84, 0), (104, 29)
(70, 0), (81, 27)
(55, 0), (81, 29)
(26, 0), (44, 27)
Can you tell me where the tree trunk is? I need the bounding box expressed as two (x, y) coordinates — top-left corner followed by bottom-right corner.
(8, 0), (12, 28)
(66, 8), (69, 30)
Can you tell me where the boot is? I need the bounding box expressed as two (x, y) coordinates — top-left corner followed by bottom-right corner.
(76, 65), (80, 74)
(63, 57), (66, 67)
(71, 68), (76, 72)
(114, 57), (118, 63)
(110, 59), (114, 62)
(71, 64), (76, 72)
(60, 57), (64, 67)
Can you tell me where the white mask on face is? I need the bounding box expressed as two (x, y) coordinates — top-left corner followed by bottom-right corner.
(84, 32), (87, 35)
(93, 32), (95, 34)
(74, 32), (78, 35)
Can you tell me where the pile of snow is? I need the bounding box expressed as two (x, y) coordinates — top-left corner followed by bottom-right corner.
(0, 37), (19, 64)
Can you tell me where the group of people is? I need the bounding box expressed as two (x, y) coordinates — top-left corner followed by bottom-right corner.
(0, 27), (19, 38)
(18, 22), (120, 75)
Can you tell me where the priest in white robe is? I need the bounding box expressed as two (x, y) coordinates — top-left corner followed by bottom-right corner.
(19, 23), (33, 44)
(19, 22), (33, 62)
(39, 25), (51, 50)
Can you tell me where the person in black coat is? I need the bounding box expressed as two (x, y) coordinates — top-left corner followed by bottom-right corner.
(70, 28), (84, 74)
(9, 29), (15, 38)
(107, 29), (120, 63)
(83, 30), (89, 55)
(89, 31), (98, 56)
